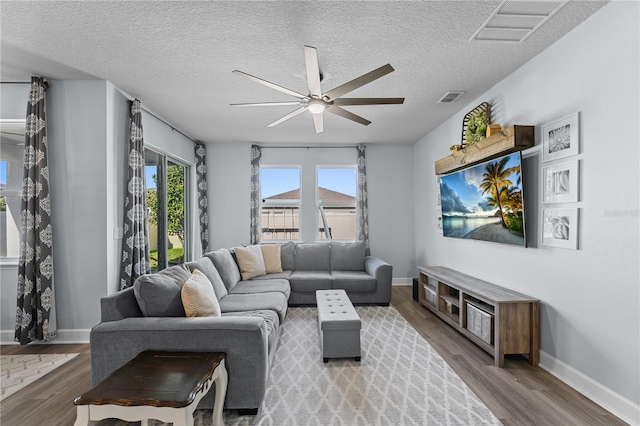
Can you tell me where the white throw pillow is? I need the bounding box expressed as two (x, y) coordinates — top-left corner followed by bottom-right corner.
(261, 244), (283, 274)
(181, 269), (221, 317)
(234, 245), (267, 280)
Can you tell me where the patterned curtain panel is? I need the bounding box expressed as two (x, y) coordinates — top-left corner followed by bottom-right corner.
(356, 144), (370, 255)
(195, 142), (209, 253)
(118, 99), (150, 290)
(15, 77), (57, 344)
(249, 145), (262, 245)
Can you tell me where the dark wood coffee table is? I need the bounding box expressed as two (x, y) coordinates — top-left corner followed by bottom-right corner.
(74, 351), (227, 426)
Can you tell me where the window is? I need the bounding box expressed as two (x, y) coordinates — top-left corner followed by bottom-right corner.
(0, 120), (25, 260)
(145, 149), (190, 273)
(261, 167), (301, 241)
(317, 167), (357, 240)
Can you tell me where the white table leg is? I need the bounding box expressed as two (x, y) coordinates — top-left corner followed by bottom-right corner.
(212, 359), (228, 426)
(74, 406), (90, 426)
(140, 419), (150, 426)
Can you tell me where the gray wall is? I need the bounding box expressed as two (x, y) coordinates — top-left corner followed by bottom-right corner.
(413, 2), (639, 405)
(0, 80), (197, 336)
(207, 143), (415, 280)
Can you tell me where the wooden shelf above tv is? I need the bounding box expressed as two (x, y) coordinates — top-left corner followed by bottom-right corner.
(435, 125), (534, 175)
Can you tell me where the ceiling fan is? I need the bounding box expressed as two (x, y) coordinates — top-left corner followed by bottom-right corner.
(231, 46), (404, 133)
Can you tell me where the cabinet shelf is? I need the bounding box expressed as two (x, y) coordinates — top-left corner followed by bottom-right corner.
(418, 266), (540, 367)
(440, 294), (460, 307)
(435, 125), (534, 175)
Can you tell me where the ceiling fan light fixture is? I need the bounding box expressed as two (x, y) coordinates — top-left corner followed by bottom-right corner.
(308, 100), (325, 115)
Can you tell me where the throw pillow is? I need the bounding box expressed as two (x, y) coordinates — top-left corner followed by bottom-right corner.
(261, 244), (283, 274)
(181, 269), (221, 317)
(234, 245), (267, 280)
(184, 257), (228, 300)
(204, 248), (242, 291)
(133, 264), (191, 317)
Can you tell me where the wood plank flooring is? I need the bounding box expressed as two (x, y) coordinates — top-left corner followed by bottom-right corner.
(0, 286), (627, 426)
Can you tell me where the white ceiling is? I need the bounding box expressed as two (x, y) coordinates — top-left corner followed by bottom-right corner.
(1, 1), (607, 145)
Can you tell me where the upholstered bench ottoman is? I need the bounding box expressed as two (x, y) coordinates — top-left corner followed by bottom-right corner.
(316, 289), (361, 363)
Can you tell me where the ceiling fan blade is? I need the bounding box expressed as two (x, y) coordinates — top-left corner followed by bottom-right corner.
(232, 70), (307, 99)
(332, 97), (405, 106)
(324, 64), (395, 101)
(267, 107), (308, 128)
(304, 45), (322, 98)
(231, 101), (305, 107)
(326, 106), (371, 126)
(312, 113), (324, 133)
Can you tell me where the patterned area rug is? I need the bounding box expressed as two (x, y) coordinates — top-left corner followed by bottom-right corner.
(203, 306), (500, 425)
(0, 353), (78, 401)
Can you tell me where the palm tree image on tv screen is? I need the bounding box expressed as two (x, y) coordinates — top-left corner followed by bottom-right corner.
(439, 152), (526, 247)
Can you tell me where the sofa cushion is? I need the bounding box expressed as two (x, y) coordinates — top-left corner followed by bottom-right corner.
(260, 244), (283, 274)
(229, 279), (291, 299)
(133, 264), (191, 317)
(331, 270), (377, 293)
(289, 270), (332, 292)
(252, 270), (292, 281)
(219, 292), (288, 323)
(330, 241), (366, 271)
(234, 245), (267, 280)
(184, 257), (227, 300)
(181, 269), (222, 317)
(295, 243), (330, 271)
(204, 248), (241, 291)
(280, 241), (295, 271)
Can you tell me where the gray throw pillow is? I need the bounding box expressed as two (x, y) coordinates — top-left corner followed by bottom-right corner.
(204, 248), (241, 291)
(330, 241), (366, 271)
(184, 257), (228, 300)
(295, 243), (330, 271)
(280, 241), (295, 270)
(133, 264), (191, 317)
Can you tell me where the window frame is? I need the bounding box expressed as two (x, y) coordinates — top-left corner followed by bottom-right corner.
(260, 165), (302, 242)
(144, 147), (191, 273)
(316, 165), (358, 242)
(0, 119), (26, 265)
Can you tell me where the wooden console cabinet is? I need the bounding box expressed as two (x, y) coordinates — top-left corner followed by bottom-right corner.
(418, 266), (540, 367)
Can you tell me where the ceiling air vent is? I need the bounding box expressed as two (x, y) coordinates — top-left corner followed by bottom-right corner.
(470, 1), (568, 43)
(437, 91), (465, 104)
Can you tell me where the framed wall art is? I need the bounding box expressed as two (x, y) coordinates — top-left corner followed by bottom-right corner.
(542, 208), (579, 249)
(542, 160), (579, 203)
(542, 113), (579, 162)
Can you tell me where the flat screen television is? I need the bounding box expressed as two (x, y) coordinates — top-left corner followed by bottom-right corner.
(439, 151), (526, 247)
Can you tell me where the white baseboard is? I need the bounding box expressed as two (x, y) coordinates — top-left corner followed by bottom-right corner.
(392, 278), (412, 286)
(1, 329), (90, 345)
(539, 350), (640, 425)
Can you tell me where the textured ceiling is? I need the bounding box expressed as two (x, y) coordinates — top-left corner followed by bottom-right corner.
(1, 1), (607, 145)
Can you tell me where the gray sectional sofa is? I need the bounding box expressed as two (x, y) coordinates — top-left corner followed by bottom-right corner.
(90, 240), (392, 413)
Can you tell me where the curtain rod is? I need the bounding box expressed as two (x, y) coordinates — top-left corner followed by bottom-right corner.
(139, 107), (196, 144)
(261, 145), (360, 149)
(1, 82), (196, 143)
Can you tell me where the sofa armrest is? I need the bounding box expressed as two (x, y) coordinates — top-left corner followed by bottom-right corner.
(90, 315), (269, 409)
(365, 256), (392, 281)
(365, 256), (393, 304)
(100, 286), (143, 322)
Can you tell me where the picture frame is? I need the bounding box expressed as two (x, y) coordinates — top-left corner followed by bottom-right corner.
(542, 208), (578, 249)
(542, 113), (579, 162)
(542, 160), (579, 203)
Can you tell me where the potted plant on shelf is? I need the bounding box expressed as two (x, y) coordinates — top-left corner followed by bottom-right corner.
(461, 102), (491, 148)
